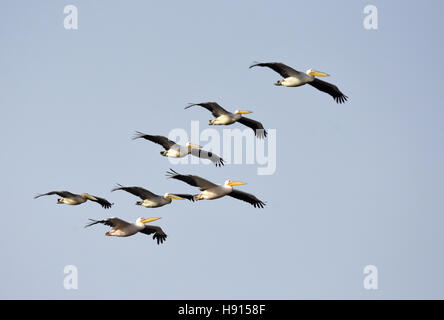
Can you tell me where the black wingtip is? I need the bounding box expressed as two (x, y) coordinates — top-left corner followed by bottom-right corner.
(335, 95), (348, 104)
(132, 131), (146, 140)
(166, 168), (179, 178)
(249, 61), (261, 69)
(84, 219), (98, 228)
(103, 203), (114, 209)
(111, 183), (123, 192)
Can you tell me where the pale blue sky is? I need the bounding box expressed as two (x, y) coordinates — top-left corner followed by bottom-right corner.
(1, 0), (444, 299)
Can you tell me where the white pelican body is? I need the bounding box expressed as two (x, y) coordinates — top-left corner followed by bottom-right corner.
(198, 183), (233, 200)
(163, 145), (191, 158)
(105, 218), (147, 237)
(139, 198), (171, 208)
(211, 113), (241, 125)
(34, 191), (113, 209)
(112, 184), (194, 208)
(185, 102), (267, 138)
(250, 62), (348, 103)
(167, 169), (266, 208)
(133, 132), (224, 166)
(86, 217), (168, 244)
(278, 72), (313, 87)
(60, 197), (87, 205)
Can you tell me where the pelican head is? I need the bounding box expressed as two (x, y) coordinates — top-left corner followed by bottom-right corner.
(275, 80), (284, 86)
(224, 179), (247, 187)
(186, 142), (202, 149)
(57, 198), (64, 204)
(136, 217), (161, 226)
(135, 201), (143, 206)
(306, 69), (330, 77)
(163, 193), (184, 200)
(234, 109), (253, 115)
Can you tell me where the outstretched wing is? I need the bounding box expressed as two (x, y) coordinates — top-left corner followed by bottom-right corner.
(139, 225), (167, 245)
(308, 78), (348, 104)
(87, 195), (114, 209)
(249, 62), (301, 78)
(166, 168), (217, 190)
(169, 193), (195, 201)
(185, 102), (230, 118)
(133, 132), (177, 150)
(237, 117), (267, 139)
(112, 184), (158, 200)
(85, 217), (130, 229)
(189, 148), (225, 167)
(228, 190), (266, 208)
(34, 191), (77, 199)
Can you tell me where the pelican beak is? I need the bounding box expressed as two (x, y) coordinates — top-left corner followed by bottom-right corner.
(84, 193), (98, 201)
(141, 217), (161, 224)
(308, 70), (330, 77)
(167, 195), (184, 200)
(227, 181), (247, 186)
(236, 110), (253, 115)
(188, 144), (202, 149)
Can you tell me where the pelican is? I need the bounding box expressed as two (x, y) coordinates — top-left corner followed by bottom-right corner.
(249, 62), (348, 103)
(111, 184), (194, 208)
(133, 132), (224, 167)
(85, 217), (167, 244)
(34, 191), (113, 209)
(166, 169), (265, 208)
(185, 102), (267, 138)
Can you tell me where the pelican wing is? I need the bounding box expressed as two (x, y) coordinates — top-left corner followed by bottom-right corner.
(169, 193), (195, 201)
(87, 195), (114, 209)
(189, 148), (225, 167)
(34, 191), (77, 199)
(249, 62), (300, 78)
(228, 190), (266, 208)
(133, 132), (177, 150)
(139, 225), (167, 244)
(112, 184), (158, 200)
(308, 78), (348, 104)
(185, 102), (230, 117)
(85, 217), (130, 229)
(166, 169), (217, 191)
(237, 117), (267, 139)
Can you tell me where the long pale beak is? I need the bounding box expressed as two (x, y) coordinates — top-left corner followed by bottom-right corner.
(308, 70), (330, 77)
(141, 217), (161, 224)
(227, 181), (247, 186)
(167, 195), (184, 200)
(188, 144), (202, 149)
(84, 194), (98, 201)
(236, 110), (253, 115)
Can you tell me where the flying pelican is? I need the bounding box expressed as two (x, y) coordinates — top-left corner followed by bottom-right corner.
(34, 191), (113, 209)
(185, 102), (267, 138)
(133, 132), (224, 167)
(85, 217), (167, 244)
(249, 62), (348, 103)
(166, 169), (265, 208)
(111, 184), (194, 208)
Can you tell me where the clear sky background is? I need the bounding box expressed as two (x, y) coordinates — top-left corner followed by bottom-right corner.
(1, 0), (444, 299)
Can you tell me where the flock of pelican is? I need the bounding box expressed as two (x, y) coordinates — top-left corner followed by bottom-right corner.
(35, 62), (347, 245)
